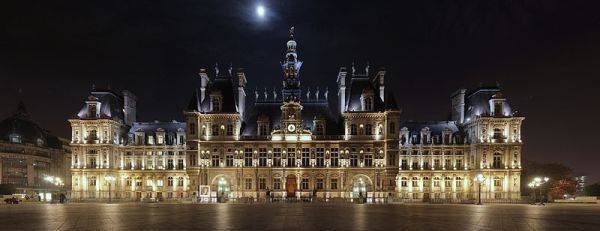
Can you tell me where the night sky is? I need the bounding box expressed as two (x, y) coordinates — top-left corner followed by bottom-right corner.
(1, 1), (599, 181)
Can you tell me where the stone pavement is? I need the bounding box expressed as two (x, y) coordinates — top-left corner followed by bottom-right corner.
(1, 203), (599, 230)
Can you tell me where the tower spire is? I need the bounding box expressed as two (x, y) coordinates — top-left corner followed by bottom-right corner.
(281, 26), (303, 99)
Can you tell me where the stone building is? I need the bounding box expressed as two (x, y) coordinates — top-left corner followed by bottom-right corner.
(69, 29), (523, 202)
(0, 102), (71, 199)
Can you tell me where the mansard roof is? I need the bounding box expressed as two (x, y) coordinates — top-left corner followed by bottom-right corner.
(199, 71), (238, 113)
(399, 121), (465, 145)
(464, 86), (513, 119)
(126, 121), (186, 145)
(76, 89), (125, 121)
(0, 102), (62, 149)
(242, 98), (341, 136)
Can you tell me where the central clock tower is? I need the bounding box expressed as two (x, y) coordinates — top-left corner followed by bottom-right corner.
(281, 96), (303, 134)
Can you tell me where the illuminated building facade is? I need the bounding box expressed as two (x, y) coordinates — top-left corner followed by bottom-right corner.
(69, 29), (523, 202)
(0, 102), (71, 198)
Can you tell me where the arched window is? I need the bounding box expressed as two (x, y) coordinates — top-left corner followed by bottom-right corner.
(167, 177), (174, 186)
(315, 124), (324, 135)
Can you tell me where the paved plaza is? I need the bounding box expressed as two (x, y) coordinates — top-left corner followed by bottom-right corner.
(1, 203), (599, 230)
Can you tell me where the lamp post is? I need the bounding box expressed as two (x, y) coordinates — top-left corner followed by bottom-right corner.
(474, 173), (485, 205)
(529, 177), (549, 205)
(104, 175), (116, 203)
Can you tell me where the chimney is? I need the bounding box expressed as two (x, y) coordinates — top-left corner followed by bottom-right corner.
(337, 67), (348, 114)
(122, 90), (137, 126)
(236, 69), (247, 118)
(450, 89), (466, 124)
(199, 69), (209, 103)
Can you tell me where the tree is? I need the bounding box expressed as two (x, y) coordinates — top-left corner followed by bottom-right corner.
(583, 183), (600, 196)
(521, 160), (576, 199)
(0, 184), (17, 195)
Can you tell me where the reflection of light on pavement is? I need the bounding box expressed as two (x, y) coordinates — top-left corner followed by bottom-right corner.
(217, 204), (231, 230)
(355, 204), (366, 230)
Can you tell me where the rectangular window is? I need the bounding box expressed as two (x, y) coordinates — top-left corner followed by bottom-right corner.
(330, 148), (339, 167)
(212, 155), (220, 167)
(274, 178), (281, 190)
(301, 148), (310, 167)
(401, 159), (408, 169)
(316, 148), (324, 167)
(177, 159), (184, 169)
(226, 155), (234, 167)
(226, 124), (233, 136)
(245, 178), (252, 190)
(244, 148), (253, 167)
(316, 179), (324, 190)
(259, 148), (267, 167)
(350, 154), (358, 167)
(387, 152), (396, 166)
(287, 148), (295, 167)
(259, 178), (267, 190)
(273, 148), (281, 167)
(301, 178), (309, 190)
(364, 155), (373, 167)
(330, 179), (338, 190)
(167, 159), (174, 169)
(456, 159), (463, 169)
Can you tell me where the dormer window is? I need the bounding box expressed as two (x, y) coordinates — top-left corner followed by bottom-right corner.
(315, 124), (324, 135)
(88, 103), (97, 118)
(148, 136), (155, 145)
(211, 96), (222, 112)
(157, 135), (164, 144)
(258, 124), (268, 136)
(9, 134), (21, 143)
(36, 138), (44, 146)
(494, 101), (503, 116)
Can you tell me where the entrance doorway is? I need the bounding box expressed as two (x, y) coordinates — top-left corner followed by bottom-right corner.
(216, 177), (230, 203)
(286, 175), (297, 198)
(352, 177), (369, 203)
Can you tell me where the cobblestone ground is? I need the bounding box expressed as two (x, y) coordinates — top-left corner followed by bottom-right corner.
(1, 203), (599, 230)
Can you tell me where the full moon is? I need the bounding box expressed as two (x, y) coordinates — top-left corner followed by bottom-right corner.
(256, 5), (266, 18)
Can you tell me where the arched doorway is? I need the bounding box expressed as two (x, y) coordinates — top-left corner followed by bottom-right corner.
(351, 175), (372, 203)
(212, 176), (231, 203)
(286, 174), (297, 198)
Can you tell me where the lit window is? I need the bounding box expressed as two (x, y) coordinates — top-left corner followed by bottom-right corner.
(9, 134), (22, 143)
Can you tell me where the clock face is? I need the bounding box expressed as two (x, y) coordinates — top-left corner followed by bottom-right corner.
(287, 124), (296, 132)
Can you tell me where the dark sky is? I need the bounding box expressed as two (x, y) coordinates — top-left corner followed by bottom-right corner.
(1, 1), (599, 182)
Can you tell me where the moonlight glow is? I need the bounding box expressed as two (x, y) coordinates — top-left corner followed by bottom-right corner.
(256, 5), (266, 18)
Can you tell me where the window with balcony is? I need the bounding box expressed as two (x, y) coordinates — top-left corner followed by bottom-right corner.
(316, 148), (324, 167)
(301, 148), (310, 167)
(212, 155), (220, 167)
(259, 148), (267, 167)
(226, 155), (234, 167)
(244, 149), (253, 167)
(350, 154), (358, 167)
(273, 148), (281, 167)
(364, 155), (373, 167)
(330, 149), (339, 167)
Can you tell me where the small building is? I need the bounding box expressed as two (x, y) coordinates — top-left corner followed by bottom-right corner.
(0, 102), (71, 200)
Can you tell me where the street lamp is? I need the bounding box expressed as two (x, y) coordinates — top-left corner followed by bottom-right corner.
(474, 173), (485, 205)
(104, 175), (116, 203)
(528, 177), (549, 205)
